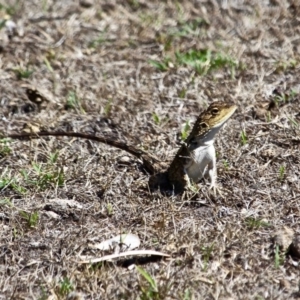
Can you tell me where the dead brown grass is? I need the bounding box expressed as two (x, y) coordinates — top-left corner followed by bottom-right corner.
(0, 0), (300, 299)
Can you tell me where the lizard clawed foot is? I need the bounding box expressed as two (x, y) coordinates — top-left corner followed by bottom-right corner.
(209, 183), (225, 198)
(209, 183), (233, 199)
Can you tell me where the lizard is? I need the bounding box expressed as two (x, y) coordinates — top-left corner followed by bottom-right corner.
(166, 101), (237, 193)
(2, 102), (237, 193)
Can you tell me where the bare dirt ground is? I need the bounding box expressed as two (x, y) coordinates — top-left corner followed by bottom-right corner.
(0, 0), (300, 299)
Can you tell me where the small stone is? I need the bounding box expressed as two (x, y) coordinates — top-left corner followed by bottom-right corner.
(79, 0), (93, 8)
(260, 147), (278, 159)
(128, 264), (135, 270)
(43, 211), (60, 219)
(119, 156), (131, 163)
(67, 292), (85, 300)
(5, 19), (16, 32)
(254, 107), (268, 120)
(279, 278), (290, 290)
(47, 199), (83, 210)
(273, 226), (294, 253)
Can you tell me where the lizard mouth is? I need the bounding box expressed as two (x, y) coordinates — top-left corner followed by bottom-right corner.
(214, 105), (237, 127)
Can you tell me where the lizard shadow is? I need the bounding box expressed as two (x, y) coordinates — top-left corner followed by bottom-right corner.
(147, 171), (185, 195)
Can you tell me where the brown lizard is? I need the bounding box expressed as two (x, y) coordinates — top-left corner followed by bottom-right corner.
(2, 102), (237, 193)
(167, 102), (237, 193)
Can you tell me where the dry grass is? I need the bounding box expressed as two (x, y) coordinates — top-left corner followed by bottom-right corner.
(0, 0), (300, 299)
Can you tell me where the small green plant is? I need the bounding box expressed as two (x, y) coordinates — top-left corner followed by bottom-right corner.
(222, 159), (229, 170)
(21, 161), (64, 190)
(201, 244), (214, 271)
(175, 49), (237, 76)
(13, 67), (34, 79)
(245, 217), (269, 230)
(153, 48), (237, 76)
(170, 18), (208, 38)
(136, 266), (159, 299)
(104, 98), (113, 116)
(266, 111), (272, 123)
(0, 139), (11, 156)
(32, 163), (42, 174)
(273, 95), (283, 106)
(0, 177), (11, 190)
(155, 32), (173, 51)
(275, 59), (297, 73)
(49, 151), (59, 164)
(32, 163), (65, 190)
(240, 130), (248, 145)
(164, 37), (172, 51)
(106, 202), (113, 216)
(139, 13), (156, 25)
(181, 120), (191, 140)
(274, 88), (299, 105)
(0, 2), (19, 16)
(278, 165), (285, 181)
(289, 88), (298, 100)
(20, 169), (31, 183)
(43, 57), (53, 72)
(66, 90), (85, 113)
(274, 245), (284, 269)
(151, 238), (159, 246)
(178, 88), (186, 99)
(128, 0), (140, 9)
(287, 116), (299, 128)
(149, 57), (171, 72)
(183, 289), (192, 300)
(12, 183), (27, 194)
(0, 176), (26, 194)
(39, 171), (64, 189)
(38, 285), (48, 300)
(20, 211), (39, 228)
(58, 171), (64, 185)
(152, 112), (161, 125)
(175, 50), (209, 74)
(13, 227), (18, 239)
(89, 262), (104, 271)
(88, 33), (107, 48)
(0, 19), (6, 30)
(58, 277), (74, 296)
(174, 1), (184, 23)
(0, 198), (12, 206)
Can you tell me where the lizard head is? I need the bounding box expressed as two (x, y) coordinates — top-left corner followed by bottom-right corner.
(187, 102), (237, 147)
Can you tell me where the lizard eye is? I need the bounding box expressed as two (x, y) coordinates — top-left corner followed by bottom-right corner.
(211, 108), (219, 115)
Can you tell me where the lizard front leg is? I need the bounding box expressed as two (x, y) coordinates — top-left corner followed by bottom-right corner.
(205, 146), (222, 196)
(207, 160), (217, 191)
